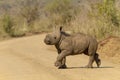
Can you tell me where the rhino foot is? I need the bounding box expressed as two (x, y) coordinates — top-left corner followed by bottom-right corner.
(58, 64), (67, 69)
(55, 61), (62, 67)
(97, 59), (101, 68)
(84, 65), (93, 68)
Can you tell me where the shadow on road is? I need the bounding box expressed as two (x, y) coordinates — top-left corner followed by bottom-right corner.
(65, 66), (114, 69)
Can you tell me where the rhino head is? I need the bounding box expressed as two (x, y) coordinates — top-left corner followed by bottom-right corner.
(44, 26), (63, 45)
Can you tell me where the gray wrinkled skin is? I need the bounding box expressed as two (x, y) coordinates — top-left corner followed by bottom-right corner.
(44, 27), (101, 69)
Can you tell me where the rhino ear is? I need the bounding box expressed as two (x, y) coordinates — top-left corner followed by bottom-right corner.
(59, 26), (63, 32)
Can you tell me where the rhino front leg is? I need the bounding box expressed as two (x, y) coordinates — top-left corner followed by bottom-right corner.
(55, 50), (70, 68)
(58, 57), (67, 69)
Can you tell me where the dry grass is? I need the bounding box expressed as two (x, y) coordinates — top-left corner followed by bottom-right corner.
(69, 13), (120, 39)
(98, 36), (120, 63)
(0, 0), (120, 40)
(67, 0), (120, 39)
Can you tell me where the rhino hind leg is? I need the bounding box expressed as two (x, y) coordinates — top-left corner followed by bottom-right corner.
(85, 55), (94, 68)
(83, 48), (95, 68)
(94, 53), (101, 67)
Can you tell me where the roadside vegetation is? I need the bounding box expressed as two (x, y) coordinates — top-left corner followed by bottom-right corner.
(0, 0), (120, 40)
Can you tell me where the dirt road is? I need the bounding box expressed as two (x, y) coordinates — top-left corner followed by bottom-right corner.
(0, 34), (120, 80)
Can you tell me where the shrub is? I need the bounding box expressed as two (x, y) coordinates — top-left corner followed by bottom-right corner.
(93, 0), (119, 26)
(2, 14), (14, 36)
(1, 14), (26, 37)
(45, 0), (76, 26)
(19, 0), (40, 26)
(88, 0), (120, 38)
(69, 0), (120, 39)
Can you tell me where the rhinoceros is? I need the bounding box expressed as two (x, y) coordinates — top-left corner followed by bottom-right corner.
(44, 26), (101, 69)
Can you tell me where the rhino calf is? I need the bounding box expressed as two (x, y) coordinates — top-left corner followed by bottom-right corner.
(44, 26), (101, 69)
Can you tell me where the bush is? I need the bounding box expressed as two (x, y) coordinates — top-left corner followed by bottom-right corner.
(89, 0), (120, 38)
(69, 0), (120, 39)
(1, 14), (26, 37)
(92, 0), (119, 26)
(45, 0), (76, 26)
(0, 0), (120, 40)
(2, 14), (14, 36)
(19, 0), (40, 26)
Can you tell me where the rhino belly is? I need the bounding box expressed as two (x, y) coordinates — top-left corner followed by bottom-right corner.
(72, 48), (86, 55)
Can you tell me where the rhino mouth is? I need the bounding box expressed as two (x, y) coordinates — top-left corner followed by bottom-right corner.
(44, 40), (52, 45)
(45, 41), (51, 45)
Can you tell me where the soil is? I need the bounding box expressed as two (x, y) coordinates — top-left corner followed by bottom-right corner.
(0, 34), (120, 80)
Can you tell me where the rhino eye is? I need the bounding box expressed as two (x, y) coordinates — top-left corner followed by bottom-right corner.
(54, 36), (57, 39)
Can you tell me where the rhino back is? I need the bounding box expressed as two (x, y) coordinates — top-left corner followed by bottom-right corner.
(60, 33), (97, 55)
